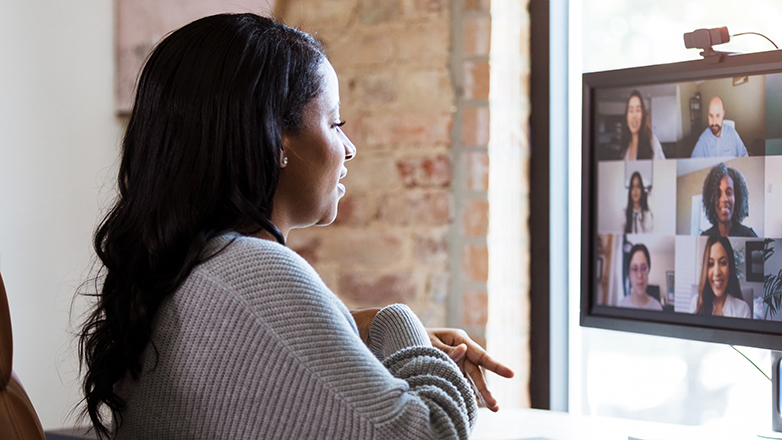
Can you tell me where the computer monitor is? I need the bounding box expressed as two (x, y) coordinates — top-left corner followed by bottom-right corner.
(581, 49), (782, 350)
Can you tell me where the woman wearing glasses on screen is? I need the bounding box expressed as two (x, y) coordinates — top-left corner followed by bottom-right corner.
(618, 244), (663, 310)
(623, 172), (653, 233)
(621, 90), (665, 160)
(690, 236), (751, 318)
(701, 163), (757, 238)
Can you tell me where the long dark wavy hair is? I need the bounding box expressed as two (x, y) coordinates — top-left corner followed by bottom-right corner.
(695, 236), (743, 315)
(620, 90), (654, 160)
(624, 172), (649, 233)
(702, 162), (750, 226)
(78, 14), (325, 438)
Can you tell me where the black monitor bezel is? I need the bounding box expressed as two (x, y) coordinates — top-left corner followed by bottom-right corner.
(580, 50), (782, 350)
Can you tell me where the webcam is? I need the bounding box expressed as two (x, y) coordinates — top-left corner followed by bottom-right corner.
(684, 27), (733, 62)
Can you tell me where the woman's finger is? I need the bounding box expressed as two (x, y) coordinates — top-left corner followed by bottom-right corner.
(464, 361), (499, 412)
(462, 343), (515, 378)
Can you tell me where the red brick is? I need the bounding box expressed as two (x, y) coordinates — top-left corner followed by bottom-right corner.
(338, 271), (418, 307)
(320, 231), (404, 266)
(461, 106), (490, 146)
(464, 16), (491, 56)
(360, 0), (402, 25)
(413, 232), (449, 265)
(465, 151), (489, 191)
(335, 194), (372, 226)
(463, 199), (489, 237)
(397, 155), (452, 188)
(464, 0), (490, 12)
(463, 61), (490, 100)
(378, 191), (451, 226)
(462, 243), (488, 282)
(362, 113), (452, 147)
(462, 290), (488, 327)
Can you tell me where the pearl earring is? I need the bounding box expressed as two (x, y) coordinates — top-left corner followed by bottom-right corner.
(282, 156), (288, 167)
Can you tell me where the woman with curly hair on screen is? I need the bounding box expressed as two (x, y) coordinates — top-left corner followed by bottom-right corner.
(690, 236), (751, 318)
(700, 162), (756, 237)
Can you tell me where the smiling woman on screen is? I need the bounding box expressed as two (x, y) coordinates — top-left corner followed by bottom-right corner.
(690, 236), (751, 318)
(700, 163), (756, 238)
(621, 90), (665, 160)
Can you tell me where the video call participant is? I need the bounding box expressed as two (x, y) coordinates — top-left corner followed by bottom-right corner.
(701, 163), (757, 237)
(621, 90), (666, 160)
(623, 172), (654, 233)
(618, 244), (663, 311)
(690, 236), (751, 318)
(690, 97), (748, 158)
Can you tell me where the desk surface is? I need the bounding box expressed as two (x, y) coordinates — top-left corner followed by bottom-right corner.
(472, 408), (776, 440)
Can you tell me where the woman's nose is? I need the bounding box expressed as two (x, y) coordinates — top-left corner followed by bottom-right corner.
(340, 129), (356, 161)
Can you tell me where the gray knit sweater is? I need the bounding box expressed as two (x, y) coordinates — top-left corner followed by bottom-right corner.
(115, 234), (477, 439)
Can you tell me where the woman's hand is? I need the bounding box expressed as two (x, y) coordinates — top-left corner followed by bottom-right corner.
(350, 308), (381, 345)
(427, 328), (514, 412)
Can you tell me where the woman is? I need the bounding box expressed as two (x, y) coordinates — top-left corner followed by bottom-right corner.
(621, 90), (665, 160)
(690, 236), (751, 318)
(618, 244), (662, 310)
(701, 163), (757, 237)
(623, 171), (653, 233)
(78, 14), (511, 439)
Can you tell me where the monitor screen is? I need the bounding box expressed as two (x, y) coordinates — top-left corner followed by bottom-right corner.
(581, 50), (782, 350)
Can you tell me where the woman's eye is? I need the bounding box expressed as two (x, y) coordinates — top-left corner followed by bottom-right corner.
(334, 120), (346, 128)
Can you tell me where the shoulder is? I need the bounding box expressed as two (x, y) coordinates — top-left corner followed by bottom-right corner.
(726, 295), (751, 318)
(731, 223), (757, 237)
(201, 234), (321, 286)
(191, 234), (349, 320)
(647, 296), (663, 311)
(650, 134), (665, 159)
(691, 131), (711, 157)
(689, 293), (698, 313)
(701, 225), (717, 236)
(617, 295), (632, 307)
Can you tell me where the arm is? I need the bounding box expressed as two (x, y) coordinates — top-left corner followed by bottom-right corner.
(237, 240), (477, 439)
(651, 133), (665, 159)
(352, 311), (515, 412)
(734, 126), (748, 157)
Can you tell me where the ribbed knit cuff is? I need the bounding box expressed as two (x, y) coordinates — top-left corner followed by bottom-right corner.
(368, 304), (431, 361)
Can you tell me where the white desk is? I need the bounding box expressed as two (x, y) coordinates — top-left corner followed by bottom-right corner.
(473, 408), (774, 440)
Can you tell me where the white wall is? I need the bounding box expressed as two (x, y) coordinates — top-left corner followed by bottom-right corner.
(0, 1), (122, 429)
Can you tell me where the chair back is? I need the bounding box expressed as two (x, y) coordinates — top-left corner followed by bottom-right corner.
(0, 272), (46, 440)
